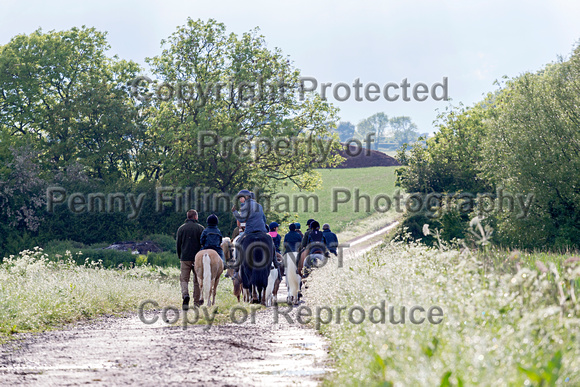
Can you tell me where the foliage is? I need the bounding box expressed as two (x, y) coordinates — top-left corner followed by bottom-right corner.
(390, 115), (421, 148)
(395, 43), (580, 250)
(145, 234), (177, 254)
(395, 103), (490, 194)
(335, 121), (356, 142)
(481, 45), (580, 249)
(0, 27), (144, 182)
(357, 112), (389, 150)
(143, 18), (343, 194)
(306, 241), (580, 386)
(0, 21), (345, 256)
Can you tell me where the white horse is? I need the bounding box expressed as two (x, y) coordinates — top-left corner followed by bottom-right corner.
(284, 252), (301, 305)
(265, 267), (279, 306)
(264, 253), (283, 306)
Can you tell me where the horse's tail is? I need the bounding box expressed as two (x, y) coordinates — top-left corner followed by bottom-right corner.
(203, 253), (212, 303)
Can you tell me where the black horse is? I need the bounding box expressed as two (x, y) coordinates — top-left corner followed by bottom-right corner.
(237, 231), (275, 305)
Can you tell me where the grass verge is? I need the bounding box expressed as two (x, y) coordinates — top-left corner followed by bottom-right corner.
(304, 241), (580, 386)
(0, 247), (243, 343)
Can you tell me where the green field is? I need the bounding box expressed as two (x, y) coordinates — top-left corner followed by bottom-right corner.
(277, 167), (400, 234)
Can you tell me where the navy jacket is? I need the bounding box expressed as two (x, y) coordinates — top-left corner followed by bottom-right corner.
(269, 232), (282, 253)
(323, 229), (339, 255)
(307, 230), (327, 255)
(283, 230), (302, 253)
(201, 225), (223, 254)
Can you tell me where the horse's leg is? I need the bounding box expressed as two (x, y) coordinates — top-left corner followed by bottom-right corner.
(233, 278), (242, 302)
(273, 274), (281, 306)
(252, 285), (259, 304)
(297, 249), (307, 276)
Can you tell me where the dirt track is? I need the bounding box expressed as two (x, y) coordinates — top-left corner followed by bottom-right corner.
(0, 304), (328, 386)
(0, 222), (398, 386)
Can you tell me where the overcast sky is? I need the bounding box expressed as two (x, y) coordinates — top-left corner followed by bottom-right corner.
(1, 0), (579, 134)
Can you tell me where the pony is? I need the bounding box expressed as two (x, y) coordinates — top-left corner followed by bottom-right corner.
(194, 248), (224, 307)
(284, 252), (301, 305)
(265, 252), (283, 306)
(223, 236), (243, 302)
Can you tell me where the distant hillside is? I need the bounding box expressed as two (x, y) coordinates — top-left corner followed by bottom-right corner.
(330, 143), (401, 168)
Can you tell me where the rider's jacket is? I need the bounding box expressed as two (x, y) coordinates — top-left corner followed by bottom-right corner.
(322, 228), (339, 255)
(232, 198), (268, 234)
(307, 229), (327, 255)
(283, 230), (302, 253)
(200, 224), (223, 254)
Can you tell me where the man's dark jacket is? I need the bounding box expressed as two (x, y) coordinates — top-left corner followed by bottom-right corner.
(176, 219), (205, 261)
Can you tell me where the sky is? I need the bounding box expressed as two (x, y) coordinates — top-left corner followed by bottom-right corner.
(1, 0), (580, 134)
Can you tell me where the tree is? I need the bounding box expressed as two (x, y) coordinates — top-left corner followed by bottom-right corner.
(335, 121), (355, 142)
(144, 18), (343, 195)
(481, 45), (580, 248)
(357, 112), (389, 150)
(0, 27), (144, 183)
(390, 116), (420, 147)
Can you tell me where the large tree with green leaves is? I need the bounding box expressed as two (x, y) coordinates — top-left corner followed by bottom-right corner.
(142, 18), (342, 195)
(481, 45), (580, 248)
(0, 27), (144, 183)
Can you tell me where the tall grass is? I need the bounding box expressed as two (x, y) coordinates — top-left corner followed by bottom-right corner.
(305, 242), (580, 386)
(0, 247), (236, 342)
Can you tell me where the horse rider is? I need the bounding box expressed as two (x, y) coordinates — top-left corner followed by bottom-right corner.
(322, 223), (339, 256)
(231, 189), (276, 293)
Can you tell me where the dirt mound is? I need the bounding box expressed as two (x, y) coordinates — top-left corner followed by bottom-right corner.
(104, 241), (162, 254)
(331, 143), (400, 168)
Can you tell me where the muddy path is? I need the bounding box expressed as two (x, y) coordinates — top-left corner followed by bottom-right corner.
(0, 221), (398, 386)
(0, 304), (328, 386)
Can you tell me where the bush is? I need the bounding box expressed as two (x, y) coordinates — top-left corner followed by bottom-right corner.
(147, 251), (179, 268)
(145, 234), (176, 253)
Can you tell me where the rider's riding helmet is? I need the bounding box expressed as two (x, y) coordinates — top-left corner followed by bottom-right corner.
(269, 221), (279, 230)
(207, 214), (218, 226)
(306, 219), (315, 228)
(289, 223), (296, 231)
(295, 223), (301, 230)
(237, 189), (251, 199)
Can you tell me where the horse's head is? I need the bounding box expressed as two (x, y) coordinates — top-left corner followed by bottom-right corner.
(224, 235), (241, 278)
(221, 237), (232, 261)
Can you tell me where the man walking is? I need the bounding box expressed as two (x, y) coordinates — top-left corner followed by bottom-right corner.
(176, 209), (205, 309)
